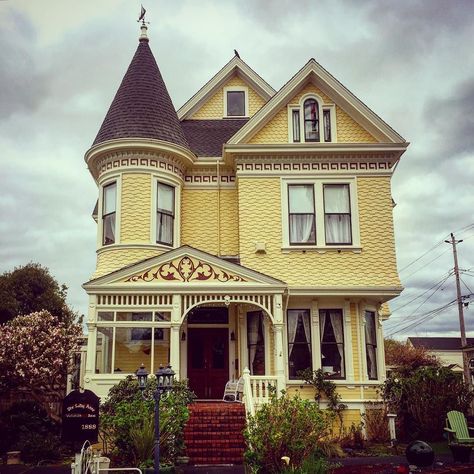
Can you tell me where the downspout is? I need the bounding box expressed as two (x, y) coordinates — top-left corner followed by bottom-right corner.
(217, 160), (221, 256)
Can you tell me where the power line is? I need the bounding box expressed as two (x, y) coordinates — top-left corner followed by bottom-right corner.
(460, 277), (473, 295)
(386, 299), (457, 337)
(389, 270), (453, 316)
(401, 248), (451, 282)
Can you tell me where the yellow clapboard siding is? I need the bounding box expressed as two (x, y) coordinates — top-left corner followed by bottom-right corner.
(238, 177), (400, 287)
(121, 173), (152, 242)
(181, 188), (239, 256)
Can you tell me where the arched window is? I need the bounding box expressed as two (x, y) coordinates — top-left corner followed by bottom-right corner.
(304, 98), (320, 142)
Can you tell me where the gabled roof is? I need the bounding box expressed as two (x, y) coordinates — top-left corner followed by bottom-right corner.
(177, 55), (275, 120)
(181, 119), (248, 157)
(408, 337), (474, 351)
(83, 245), (286, 289)
(227, 59), (407, 145)
(93, 27), (189, 150)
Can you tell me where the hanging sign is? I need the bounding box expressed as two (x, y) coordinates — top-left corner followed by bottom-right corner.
(62, 389), (100, 443)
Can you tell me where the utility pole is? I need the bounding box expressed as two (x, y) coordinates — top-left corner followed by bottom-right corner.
(445, 233), (472, 391)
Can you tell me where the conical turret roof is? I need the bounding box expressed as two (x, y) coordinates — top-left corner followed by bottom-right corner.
(93, 30), (189, 149)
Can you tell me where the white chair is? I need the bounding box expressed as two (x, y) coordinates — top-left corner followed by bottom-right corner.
(222, 377), (244, 402)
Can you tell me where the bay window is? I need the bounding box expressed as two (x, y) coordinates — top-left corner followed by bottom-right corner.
(287, 309), (312, 379)
(365, 310), (378, 380)
(324, 184), (352, 245)
(156, 182), (175, 246)
(288, 184), (316, 245)
(319, 309), (345, 379)
(102, 182), (116, 245)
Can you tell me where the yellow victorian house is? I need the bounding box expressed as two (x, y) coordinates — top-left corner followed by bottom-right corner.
(82, 23), (407, 432)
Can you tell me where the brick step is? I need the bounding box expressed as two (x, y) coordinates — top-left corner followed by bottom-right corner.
(185, 439), (245, 449)
(187, 448), (245, 457)
(184, 431), (245, 439)
(184, 424), (245, 432)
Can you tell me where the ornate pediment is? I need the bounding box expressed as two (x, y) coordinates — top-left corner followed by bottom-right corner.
(124, 255), (247, 284)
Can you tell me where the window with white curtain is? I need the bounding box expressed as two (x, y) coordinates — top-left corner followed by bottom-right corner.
(319, 309), (345, 379)
(102, 182), (116, 245)
(365, 310), (378, 380)
(287, 309), (312, 379)
(324, 184), (352, 245)
(283, 180), (358, 248)
(288, 184), (316, 245)
(156, 182), (175, 246)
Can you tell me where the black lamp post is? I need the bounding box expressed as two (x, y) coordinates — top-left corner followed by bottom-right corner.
(136, 363), (175, 474)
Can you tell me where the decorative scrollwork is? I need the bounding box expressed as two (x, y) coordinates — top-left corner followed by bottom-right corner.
(126, 256), (247, 283)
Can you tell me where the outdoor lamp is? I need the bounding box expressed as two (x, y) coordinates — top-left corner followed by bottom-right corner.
(156, 364), (175, 392)
(136, 363), (149, 391)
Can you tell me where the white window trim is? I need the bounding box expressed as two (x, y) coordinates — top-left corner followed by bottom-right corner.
(287, 94), (337, 143)
(97, 175), (122, 249)
(224, 86), (249, 118)
(281, 177), (361, 250)
(361, 305), (383, 382)
(151, 175), (181, 249)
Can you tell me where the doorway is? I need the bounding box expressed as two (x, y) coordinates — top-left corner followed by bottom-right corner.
(187, 328), (229, 399)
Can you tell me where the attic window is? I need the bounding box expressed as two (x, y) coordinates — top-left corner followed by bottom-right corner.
(289, 96), (336, 143)
(224, 87), (247, 117)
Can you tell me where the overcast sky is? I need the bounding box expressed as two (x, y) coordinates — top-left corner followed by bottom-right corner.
(1, 0), (473, 339)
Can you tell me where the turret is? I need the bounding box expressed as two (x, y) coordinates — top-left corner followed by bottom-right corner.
(85, 25), (195, 278)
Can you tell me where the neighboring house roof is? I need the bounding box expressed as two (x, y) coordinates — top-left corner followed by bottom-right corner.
(181, 119), (248, 157)
(177, 55), (275, 120)
(408, 337), (474, 351)
(93, 30), (189, 150)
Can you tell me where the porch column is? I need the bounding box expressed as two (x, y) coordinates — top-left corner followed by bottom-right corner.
(344, 299), (355, 382)
(273, 294), (286, 394)
(85, 295), (97, 379)
(170, 295), (182, 380)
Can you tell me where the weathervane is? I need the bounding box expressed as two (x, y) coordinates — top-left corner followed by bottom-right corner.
(137, 5), (149, 25)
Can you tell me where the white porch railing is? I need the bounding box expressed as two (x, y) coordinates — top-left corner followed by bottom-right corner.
(242, 367), (278, 417)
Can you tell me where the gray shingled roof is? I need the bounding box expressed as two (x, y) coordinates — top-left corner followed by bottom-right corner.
(408, 337), (474, 350)
(181, 119), (248, 157)
(93, 37), (189, 149)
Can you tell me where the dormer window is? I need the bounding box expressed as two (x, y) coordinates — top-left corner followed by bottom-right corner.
(224, 86), (248, 117)
(289, 95), (335, 143)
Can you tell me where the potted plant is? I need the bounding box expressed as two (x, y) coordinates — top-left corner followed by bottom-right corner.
(450, 443), (472, 463)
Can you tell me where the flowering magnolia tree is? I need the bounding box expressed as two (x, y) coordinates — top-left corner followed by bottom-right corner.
(0, 310), (82, 421)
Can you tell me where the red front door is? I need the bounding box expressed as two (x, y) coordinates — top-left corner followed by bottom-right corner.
(187, 328), (229, 399)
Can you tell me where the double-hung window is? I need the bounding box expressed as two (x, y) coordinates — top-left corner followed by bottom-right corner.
(304, 98), (320, 142)
(365, 311), (378, 380)
(102, 182), (116, 245)
(319, 309), (345, 379)
(284, 180), (358, 248)
(288, 184), (316, 245)
(156, 182), (175, 246)
(287, 309), (312, 379)
(324, 184), (352, 245)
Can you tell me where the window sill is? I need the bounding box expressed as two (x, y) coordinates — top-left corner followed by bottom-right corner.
(97, 242), (178, 253)
(281, 246), (362, 254)
(286, 379), (382, 386)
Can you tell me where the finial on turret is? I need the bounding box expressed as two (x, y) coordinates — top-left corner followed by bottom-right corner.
(137, 5), (149, 42)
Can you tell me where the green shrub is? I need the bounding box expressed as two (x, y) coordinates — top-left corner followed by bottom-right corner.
(0, 401), (61, 463)
(244, 390), (334, 473)
(381, 366), (473, 441)
(100, 376), (194, 467)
